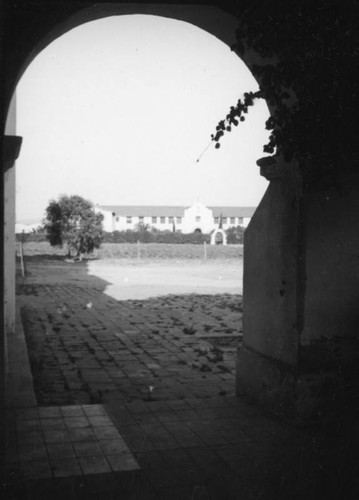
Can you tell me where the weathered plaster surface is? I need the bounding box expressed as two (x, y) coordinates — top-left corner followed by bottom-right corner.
(242, 178), (301, 366)
(302, 172), (359, 345)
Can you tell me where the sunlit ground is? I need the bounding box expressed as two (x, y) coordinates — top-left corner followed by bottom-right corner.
(87, 259), (242, 300)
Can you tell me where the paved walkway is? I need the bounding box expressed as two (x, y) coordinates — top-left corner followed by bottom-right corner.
(2, 258), (358, 499)
(18, 283), (241, 406)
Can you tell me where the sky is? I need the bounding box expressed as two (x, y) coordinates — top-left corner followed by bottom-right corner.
(13, 15), (270, 224)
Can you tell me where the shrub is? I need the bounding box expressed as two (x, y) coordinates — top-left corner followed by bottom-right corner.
(226, 226), (245, 244)
(102, 230), (211, 244)
(16, 232), (47, 243)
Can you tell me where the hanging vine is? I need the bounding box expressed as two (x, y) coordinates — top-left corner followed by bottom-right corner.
(210, 0), (359, 174)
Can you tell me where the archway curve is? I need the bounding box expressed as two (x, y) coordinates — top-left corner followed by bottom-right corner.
(211, 229), (227, 246)
(2, 2), (277, 417)
(4, 3), (269, 121)
(12, 12), (271, 223)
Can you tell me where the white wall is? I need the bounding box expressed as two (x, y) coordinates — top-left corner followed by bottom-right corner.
(97, 203), (251, 234)
(182, 202), (213, 233)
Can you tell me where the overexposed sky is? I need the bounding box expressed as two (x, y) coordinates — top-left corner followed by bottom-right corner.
(13, 15), (270, 224)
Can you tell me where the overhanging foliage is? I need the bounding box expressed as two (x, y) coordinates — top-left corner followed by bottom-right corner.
(212, 0), (359, 175)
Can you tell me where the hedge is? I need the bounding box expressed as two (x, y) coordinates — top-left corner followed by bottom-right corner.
(16, 226), (245, 245)
(18, 241), (243, 260)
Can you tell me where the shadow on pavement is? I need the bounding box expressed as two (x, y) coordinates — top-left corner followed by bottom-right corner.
(6, 256), (359, 499)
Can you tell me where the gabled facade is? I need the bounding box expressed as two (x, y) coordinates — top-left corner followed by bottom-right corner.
(96, 202), (255, 234)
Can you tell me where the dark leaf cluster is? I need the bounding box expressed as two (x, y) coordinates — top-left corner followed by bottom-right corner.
(212, 0), (359, 171)
(211, 91), (262, 149)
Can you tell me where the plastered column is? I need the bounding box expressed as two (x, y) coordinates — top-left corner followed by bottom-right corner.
(2, 97), (22, 416)
(4, 97), (17, 337)
(237, 154), (359, 421)
(236, 156), (305, 418)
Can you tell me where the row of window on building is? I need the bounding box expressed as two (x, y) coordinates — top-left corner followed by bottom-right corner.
(115, 216), (182, 224)
(115, 216), (244, 225)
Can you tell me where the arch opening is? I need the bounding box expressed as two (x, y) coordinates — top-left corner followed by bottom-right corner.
(6, 10), (271, 409)
(211, 229), (227, 246)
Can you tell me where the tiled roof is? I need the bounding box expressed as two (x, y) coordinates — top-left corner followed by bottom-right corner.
(98, 206), (186, 217)
(210, 207), (256, 218)
(98, 205), (256, 218)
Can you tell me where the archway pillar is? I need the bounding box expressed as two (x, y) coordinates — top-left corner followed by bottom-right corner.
(237, 155), (359, 421)
(2, 95), (22, 419)
(3, 134), (21, 334)
(236, 155), (303, 418)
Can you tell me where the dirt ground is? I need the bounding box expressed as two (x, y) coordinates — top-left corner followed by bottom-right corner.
(87, 259), (242, 300)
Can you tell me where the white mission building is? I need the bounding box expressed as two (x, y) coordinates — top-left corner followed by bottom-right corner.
(96, 202), (255, 234)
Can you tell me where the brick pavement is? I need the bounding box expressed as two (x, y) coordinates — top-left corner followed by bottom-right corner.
(3, 259), (358, 499)
(18, 266), (242, 406)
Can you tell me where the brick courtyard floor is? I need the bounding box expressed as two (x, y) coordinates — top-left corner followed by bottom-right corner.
(2, 258), (358, 499)
(19, 279), (241, 406)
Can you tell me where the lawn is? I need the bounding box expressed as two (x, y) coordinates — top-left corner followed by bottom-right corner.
(19, 241), (243, 260)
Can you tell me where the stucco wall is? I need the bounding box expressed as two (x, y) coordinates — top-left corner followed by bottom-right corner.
(98, 204), (250, 234)
(242, 179), (301, 366)
(182, 202), (214, 233)
(238, 165), (359, 419)
(236, 174), (304, 417)
(4, 96), (16, 337)
(302, 173), (359, 346)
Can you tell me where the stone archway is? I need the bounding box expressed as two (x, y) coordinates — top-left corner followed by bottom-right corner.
(2, 5), (259, 111)
(210, 229), (227, 246)
(4, 1), (353, 423)
(3, 5), (266, 410)
(0, 2), (282, 418)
